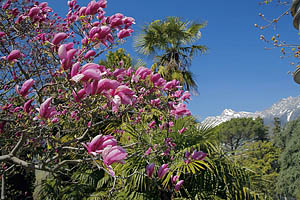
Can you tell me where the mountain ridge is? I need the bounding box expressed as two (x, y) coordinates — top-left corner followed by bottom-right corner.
(203, 96), (300, 126)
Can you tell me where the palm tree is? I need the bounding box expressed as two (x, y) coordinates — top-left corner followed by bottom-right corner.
(134, 17), (207, 93)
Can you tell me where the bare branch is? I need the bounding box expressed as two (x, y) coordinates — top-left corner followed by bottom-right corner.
(10, 133), (25, 156)
(53, 159), (82, 171)
(1, 173), (4, 200)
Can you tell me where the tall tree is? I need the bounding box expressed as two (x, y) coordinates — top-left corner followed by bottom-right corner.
(134, 17), (207, 93)
(215, 117), (269, 153)
(272, 117), (281, 136)
(275, 116), (300, 199)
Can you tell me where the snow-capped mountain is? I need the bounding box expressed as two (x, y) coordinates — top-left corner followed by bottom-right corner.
(203, 96), (300, 127)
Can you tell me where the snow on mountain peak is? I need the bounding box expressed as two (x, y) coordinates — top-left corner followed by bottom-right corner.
(203, 96), (300, 127)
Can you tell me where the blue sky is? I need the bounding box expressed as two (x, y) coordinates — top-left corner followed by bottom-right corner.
(50, 0), (300, 120)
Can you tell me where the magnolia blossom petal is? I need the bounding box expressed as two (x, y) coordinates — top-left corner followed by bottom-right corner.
(24, 99), (34, 113)
(146, 163), (155, 178)
(157, 164), (169, 178)
(39, 97), (52, 118)
(178, 127), (187, 134)
(102, 145), (127, 166)
(17, 79), (35, 97)
(7, 50), (21, 62)
(175, 180), (184, 191)
(84, 50), (96, 59)
(52, 32), (68, 45)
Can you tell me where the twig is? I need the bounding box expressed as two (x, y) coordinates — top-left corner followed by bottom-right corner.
(1, 173), (4, 200)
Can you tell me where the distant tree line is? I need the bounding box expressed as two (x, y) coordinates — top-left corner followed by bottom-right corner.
(214, 116), (300, 199)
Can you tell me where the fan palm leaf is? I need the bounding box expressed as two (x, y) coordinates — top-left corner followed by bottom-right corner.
(134, 17), (207, 92)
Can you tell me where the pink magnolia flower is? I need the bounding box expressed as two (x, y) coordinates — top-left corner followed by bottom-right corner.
(23, 99), (34, 113)
(181, 91), (192, 102)
(0, 32), (5, 37)
(184, 151), (191, 164)
(154, 78), (166, 87)
(68, 0), (76, 7)
(39, 2), (48, 8)
(164, 80), (179, 90)
(113, 68), (126, 78)
(63, 48), (77, 69)
(117, 29), (133, 40)
(148, 120), (156, 129)
(123, 17), (135, 28)
(175, 180), (184, 191)
(110, 13), (124, 27)
(84, 50), (96, 59)
(85, 0), (101, 15)
(98, 0), (107, 8)
(150, 98), (161, 107)
(39, 97), (57, 119)
(126, 67), (134, 76)
(12, 107), (22, 113)
(171, 103), (191, 117)
(162, 148), (170, 156)
(71, 62), (81, 77)
(57, 44), (77, 70)
(51, 117), (59, 123)
(144, 147), (152, 156)
(174, 90), (183, 98)
(7, 50), (21, 62)
(171, 175), (179, 184)
(65, 42), (74, 50)
(112, 85), (135, 105)
(28, 7), (40, 18)
(150, 73), (161, 83)
(146, 163), (155, 178)
(89, 27), (101, 39)
(132, 66), (152, 82)
(178, 127), (187, 134)
(79, 6), (87, 16)
(72, 63), (106, 82)
(157, 164), (169, 179)
(81, 37), (88, 45)
(2, 0), (11, 10)
(97, 79), (120, 93)
(97, 26), (111, 39)
(16, 79), (35, 97)
(89, 80), (99, 95)
(191, 150), (207, 161)
(83, 134), (117, 156)
(72, 89), (86, 102)
(52, 32), (68, 45)
(58, 44), (68, 60)
(102, 145), (128, 166)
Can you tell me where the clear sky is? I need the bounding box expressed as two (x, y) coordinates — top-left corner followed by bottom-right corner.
(50, 0), (300, 120)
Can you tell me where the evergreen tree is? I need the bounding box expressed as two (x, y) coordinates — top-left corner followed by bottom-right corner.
(272, 117), (281, 135)
(275, 116), (300, 198)
(215, 117), (269, 153)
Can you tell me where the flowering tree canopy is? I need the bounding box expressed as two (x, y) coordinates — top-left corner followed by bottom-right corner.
(0, 0), (210, 199)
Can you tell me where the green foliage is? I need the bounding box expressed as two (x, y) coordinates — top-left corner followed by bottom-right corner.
(275, 116), (300, 198)
(235, 141), (281, 199)
(99, 48), (145, 70)
(39, 166), (106, 200)
(114, 117), (260, 200)
(272, 117), (281, 136)
(37, 116), (263, 200)
(135, 17), (207, 92)
(215, 117), (269, 153)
